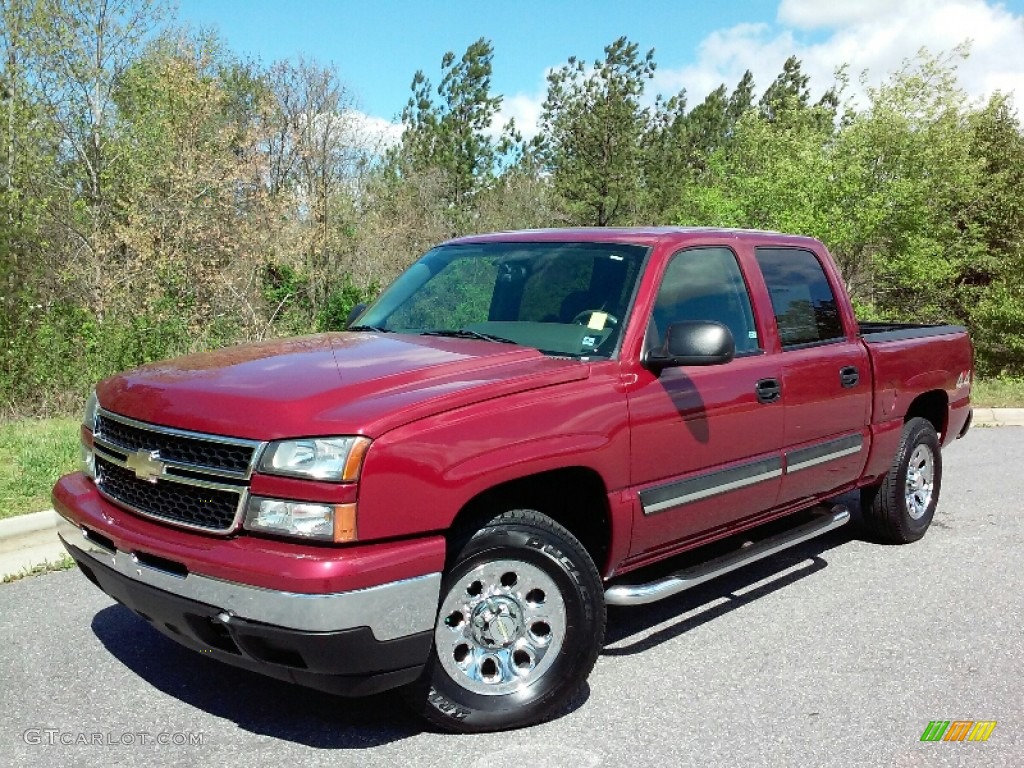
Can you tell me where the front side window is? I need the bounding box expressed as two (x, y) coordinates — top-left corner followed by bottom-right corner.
(647, 246), (761, 356)
(755, 248), (844, 347)
(358, 242), (647, 358)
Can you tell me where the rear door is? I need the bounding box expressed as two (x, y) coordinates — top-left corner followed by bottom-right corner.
(626, 245), (785, 558)
(754, 247), (870, 506)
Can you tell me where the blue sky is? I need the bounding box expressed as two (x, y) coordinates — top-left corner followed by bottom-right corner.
(176, 0), (1024, 138)
(175, 0), (779, 118)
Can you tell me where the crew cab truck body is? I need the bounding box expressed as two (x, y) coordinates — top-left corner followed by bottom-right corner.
(53, 228), (973, 732)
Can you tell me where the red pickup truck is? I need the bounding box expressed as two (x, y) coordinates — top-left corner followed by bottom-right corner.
(53, 228), (973, 732)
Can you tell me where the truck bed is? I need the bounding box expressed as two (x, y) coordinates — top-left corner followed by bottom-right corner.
(858, 319), (972, 463)
(858, 321), (969, 344)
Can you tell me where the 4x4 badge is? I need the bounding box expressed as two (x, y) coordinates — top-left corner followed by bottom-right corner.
(126, 449), (165, 483)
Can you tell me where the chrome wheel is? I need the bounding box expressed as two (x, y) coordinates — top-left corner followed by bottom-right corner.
(408, 509), (604, 732)
(905, 443), (935, 520)
(860, 417), (942, 545)
(435, 559), (566, 696)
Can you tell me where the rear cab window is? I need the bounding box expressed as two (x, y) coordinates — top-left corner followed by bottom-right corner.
(755, 247), (845, 349)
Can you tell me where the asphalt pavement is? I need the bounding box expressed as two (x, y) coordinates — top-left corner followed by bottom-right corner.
(1, 427), (1020, 767)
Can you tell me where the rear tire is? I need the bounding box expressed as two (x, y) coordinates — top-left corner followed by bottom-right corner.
(861, 417), (942, 543)
(403, 509), (605, 733)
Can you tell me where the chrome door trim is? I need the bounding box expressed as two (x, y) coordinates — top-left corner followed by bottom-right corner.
(785, 433), (864, 474)
(640, 456), (783, 515)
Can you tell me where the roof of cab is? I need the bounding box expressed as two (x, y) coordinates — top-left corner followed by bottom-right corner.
(445, 226), (824, 250)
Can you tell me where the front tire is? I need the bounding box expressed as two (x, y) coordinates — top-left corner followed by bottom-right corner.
(404, 509), (605, 733)
(861, 417), (942, 543)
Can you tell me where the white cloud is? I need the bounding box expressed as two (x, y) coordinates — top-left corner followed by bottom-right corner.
(490, 67), (556, 142)
(652, 23), (799, 105)
(346, 110), (403, 151)
(660, 0), (1024, 110)
(777, 0), (910, 30)
(359, 2), (1024, 145)
(493, 91), (547, 141)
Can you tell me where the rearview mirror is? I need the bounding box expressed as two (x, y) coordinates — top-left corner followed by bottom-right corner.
(644, 321), (735, 373)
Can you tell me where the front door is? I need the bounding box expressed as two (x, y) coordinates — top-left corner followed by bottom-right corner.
(627, 246), (785, 559)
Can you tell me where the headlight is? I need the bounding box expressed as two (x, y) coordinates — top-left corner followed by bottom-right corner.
(83, 389), (99, 432)
(244, 496), (358, 542)
(258, 436), (370, 482)
(81, 389), (99, 479)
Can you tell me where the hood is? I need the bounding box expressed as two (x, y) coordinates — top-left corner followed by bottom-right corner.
(96, 333), (588, 440)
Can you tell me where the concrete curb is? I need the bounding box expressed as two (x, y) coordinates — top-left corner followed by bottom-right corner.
(0, 508), (60, 544)
(0, 508), (68, 580)
(2, 407), (1022, 579)
(969, 408), (1024, 427)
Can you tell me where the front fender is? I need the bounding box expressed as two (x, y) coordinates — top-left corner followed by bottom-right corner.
(355, 367), (631, 543)
(443, 433), (611, 486)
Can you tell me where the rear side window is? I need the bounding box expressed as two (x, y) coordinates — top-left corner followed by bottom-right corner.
(756, 248), (844, 347)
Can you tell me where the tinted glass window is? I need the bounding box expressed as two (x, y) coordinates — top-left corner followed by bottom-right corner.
(387, 257), (499, 330)
(648, 247), (760, 355)
(756, 248), (844, 347)
(359, 242), (646, 358)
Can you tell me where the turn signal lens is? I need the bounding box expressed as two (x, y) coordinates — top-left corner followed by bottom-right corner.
(244, 496), (358, 543)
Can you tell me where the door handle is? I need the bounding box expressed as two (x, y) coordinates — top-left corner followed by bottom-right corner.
(840, 366), (860, 388)
(755, 378), (781, 404)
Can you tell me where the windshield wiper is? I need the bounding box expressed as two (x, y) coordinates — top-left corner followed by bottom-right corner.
(347, 324), (394, 333)
(421, 329), (518, 345)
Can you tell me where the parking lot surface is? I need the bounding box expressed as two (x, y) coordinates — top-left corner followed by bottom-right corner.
(1, 428), (1020, 767)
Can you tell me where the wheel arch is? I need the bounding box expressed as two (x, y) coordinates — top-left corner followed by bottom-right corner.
(447, 466), (612, 575)
(904, 389), (949, 438)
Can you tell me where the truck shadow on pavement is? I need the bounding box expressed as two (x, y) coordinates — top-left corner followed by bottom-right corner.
(90, 604), (425, 746)
(90, 606), (591, 746)
(603, 495), (866, 655)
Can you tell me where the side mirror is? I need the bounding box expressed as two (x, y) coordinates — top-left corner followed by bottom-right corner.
(644, 321), (735, 373)
(345, 302), (367, 329)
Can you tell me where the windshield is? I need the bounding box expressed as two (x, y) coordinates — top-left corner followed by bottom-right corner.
(356, 242), (647, 358)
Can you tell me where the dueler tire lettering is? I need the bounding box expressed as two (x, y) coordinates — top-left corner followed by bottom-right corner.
(402, 508), (605, 733)
(425, 689), (470, 721)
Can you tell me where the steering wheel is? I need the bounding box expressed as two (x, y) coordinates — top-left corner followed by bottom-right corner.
(572, 309), (619, 328)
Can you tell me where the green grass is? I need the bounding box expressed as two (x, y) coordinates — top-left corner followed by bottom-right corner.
(972, 377), (1024, 408)
(2, 554), (76, 584)
(0, 418), (79, 519)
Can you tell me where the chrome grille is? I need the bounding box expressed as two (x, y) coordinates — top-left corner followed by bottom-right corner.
(95, 456), (241, 531)
(96, 412), (255, 474)
(92, 409), (262, 534)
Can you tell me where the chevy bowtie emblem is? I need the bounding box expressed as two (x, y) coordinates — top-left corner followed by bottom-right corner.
(126, 449), (165, 483)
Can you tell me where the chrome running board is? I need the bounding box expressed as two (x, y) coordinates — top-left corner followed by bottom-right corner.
(605, 505), (851, 606)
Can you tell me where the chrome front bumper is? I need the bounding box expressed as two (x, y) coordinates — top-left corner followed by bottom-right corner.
(56, 515), (441, 642)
